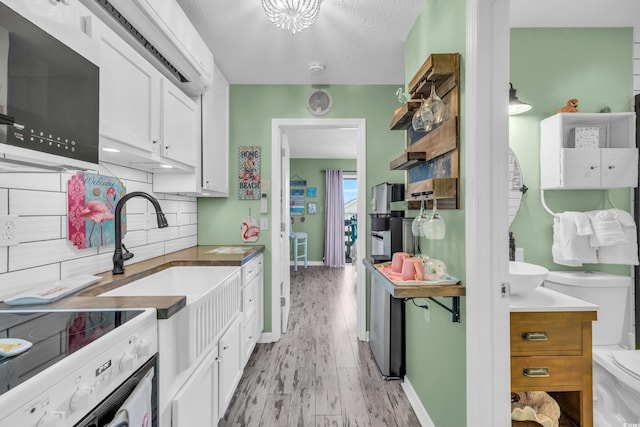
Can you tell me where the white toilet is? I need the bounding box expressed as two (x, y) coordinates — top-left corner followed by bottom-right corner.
(544, 271), (640, 426)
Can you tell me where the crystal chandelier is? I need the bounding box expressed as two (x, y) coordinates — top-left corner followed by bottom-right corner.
(262, 0), (321, 34)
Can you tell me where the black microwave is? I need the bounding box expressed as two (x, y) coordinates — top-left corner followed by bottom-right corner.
(0, 2), (99, 169)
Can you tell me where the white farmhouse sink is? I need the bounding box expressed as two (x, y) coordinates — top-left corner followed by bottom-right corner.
(508, 261), (549, 295)
(99, 266), (239, 303)
(100, 266), (242, 369)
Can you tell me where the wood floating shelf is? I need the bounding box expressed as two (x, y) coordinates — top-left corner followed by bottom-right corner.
(363, 258), (465, 323)
(390, 100), (421, 130)
(408, 53), (459, 98)
(406, 178), (458, 210)
(389, 152), (427, 170)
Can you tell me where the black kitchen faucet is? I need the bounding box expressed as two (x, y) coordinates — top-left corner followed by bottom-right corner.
(112, 192), (168, 274)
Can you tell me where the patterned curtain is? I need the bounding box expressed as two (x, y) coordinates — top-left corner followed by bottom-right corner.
(324, 169), (345, 267)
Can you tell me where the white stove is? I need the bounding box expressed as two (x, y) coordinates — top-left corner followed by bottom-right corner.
(0, 308), (158, 427)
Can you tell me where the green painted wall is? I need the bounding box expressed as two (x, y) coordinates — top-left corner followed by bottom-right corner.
(403, 1), (467, 426)
(509, 27), (634, 276)
(198, 85), (405, 333)
(289, 158), (357, 263)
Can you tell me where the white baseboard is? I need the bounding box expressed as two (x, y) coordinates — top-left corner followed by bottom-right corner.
(257, 332), (279, 343)
(402, 376), (435, 427)
(289, 261), (324, 267)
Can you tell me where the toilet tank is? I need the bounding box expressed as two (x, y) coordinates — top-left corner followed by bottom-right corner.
(544, 271), (631, 346)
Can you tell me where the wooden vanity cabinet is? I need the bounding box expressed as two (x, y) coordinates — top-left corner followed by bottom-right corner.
(510, 311), (596, 427)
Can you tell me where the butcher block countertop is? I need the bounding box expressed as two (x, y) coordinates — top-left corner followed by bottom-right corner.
(0, 245), (264, 319)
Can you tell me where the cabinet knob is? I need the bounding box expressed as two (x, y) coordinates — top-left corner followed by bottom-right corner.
(522, 331), (547, 341)
(608, 165), (615, 170)
(589, 165), (597, 170)
(165, 145), (172, 152)
(523, 367), (549, 378)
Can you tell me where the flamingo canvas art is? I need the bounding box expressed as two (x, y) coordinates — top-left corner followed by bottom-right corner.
(68, 172), (127, 249)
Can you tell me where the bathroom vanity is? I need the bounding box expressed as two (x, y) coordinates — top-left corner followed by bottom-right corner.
(509, 287), (597, 427)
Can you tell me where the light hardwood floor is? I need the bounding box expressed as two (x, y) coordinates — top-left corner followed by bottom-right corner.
(219, 266), (420, 427)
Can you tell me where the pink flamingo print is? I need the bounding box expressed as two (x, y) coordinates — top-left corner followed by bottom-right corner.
(80, 187), (116, 246)
(241, 219), (260, 241)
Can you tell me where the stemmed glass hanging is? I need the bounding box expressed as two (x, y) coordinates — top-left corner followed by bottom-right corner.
(412, 97), (433, 132)
(411, 199), (427, 237)
(421, 81), (446, 131)
(422, 198), (446, 240)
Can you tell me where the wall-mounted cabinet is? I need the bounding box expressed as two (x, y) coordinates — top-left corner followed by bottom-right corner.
(153, 65), (230, 196)
(92, 17), (197, 173)
(540, 113), (638, 190)
(389, 53), (461, 210)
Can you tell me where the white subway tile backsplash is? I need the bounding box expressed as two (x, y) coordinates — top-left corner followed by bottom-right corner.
(10, 190), (66, 216)
(180, 201), (197, 213)
(0, 264), (60, 300)
(635, 75), (640, 92)
(0, 163), (198, 299)
(165, 236), (197, 254)
(19, 216), (62, 243)
(634, 59), (640, 76)
(9, 239), (97, 271)
(0, 189), (7, 214)
(148, 226), (179, 244)
(61, 252), (113, 279)
(122, 230), (148, 248)
(0, 173), (61, 191)
(125, 242), (164, 264)
(635, 42), (640, 58)
(0, 248), (6, 274)
(179, 224), (197, 238)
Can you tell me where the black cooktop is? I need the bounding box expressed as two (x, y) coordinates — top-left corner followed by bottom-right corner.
(0, 310), (143, 396)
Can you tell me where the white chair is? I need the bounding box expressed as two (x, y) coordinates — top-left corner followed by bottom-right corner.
(290, 221), (308, 271)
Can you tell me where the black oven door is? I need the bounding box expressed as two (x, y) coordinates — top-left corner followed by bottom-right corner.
(75, 354), (158, 427)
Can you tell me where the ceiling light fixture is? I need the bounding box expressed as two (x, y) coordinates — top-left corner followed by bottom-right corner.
(509, 83), (532, 115)
(101, 147), (120, 153)
(262, 0), (321, 34)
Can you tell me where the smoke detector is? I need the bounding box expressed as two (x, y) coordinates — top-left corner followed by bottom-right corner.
(308, 62), (325, 74)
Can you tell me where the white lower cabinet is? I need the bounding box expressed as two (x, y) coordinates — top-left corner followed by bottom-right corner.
(171, 346), (218, 426)
(217, 317), (242, 418)
(240, 254), (264, 368)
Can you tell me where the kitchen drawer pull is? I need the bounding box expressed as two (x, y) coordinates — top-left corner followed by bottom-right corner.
(523, 367), (549, 378)
(522, 331), (547, 341)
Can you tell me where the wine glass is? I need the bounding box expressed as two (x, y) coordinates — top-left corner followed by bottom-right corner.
(412, 98), (432, 132)
(422, 198), (446, 240)
(411, 199), (426, 237)
(422, 81), (446, 128)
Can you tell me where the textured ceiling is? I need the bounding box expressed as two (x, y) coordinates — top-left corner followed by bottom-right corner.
(175, 0), (425, 85)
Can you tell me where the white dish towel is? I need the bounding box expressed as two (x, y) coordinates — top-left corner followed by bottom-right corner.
(552, 211), (597, 266)
(108, 367), (154, 427)
(589, 209), (639, 265)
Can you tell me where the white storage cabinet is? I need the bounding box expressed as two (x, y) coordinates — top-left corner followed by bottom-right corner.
(91, 18), (198, 171)
(540, 113), (638, 189)
(153, 64), (230, 196)
(240, 254), (264, 368)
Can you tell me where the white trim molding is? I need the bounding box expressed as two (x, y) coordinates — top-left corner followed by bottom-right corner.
(401, 376), (436, 427)
(465, 0), (512, 425)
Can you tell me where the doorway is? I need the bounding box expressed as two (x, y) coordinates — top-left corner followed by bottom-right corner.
(269, 118), (367, 342)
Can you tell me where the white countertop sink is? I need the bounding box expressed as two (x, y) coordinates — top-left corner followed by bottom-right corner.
(99, 266), (239, 303)
(508, 261), (549, 295)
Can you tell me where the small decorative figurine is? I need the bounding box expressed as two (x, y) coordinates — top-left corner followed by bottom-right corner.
(558, 98), (579, 113)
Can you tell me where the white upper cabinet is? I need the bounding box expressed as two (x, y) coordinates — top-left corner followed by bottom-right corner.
(540, 113), (638, 189)
(91, 17), (197, 172)
(93, 19), (159, 157)
(202, 66), (230, 195)
(153, 65), (230, 196)
(161, 79), (198, 167)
